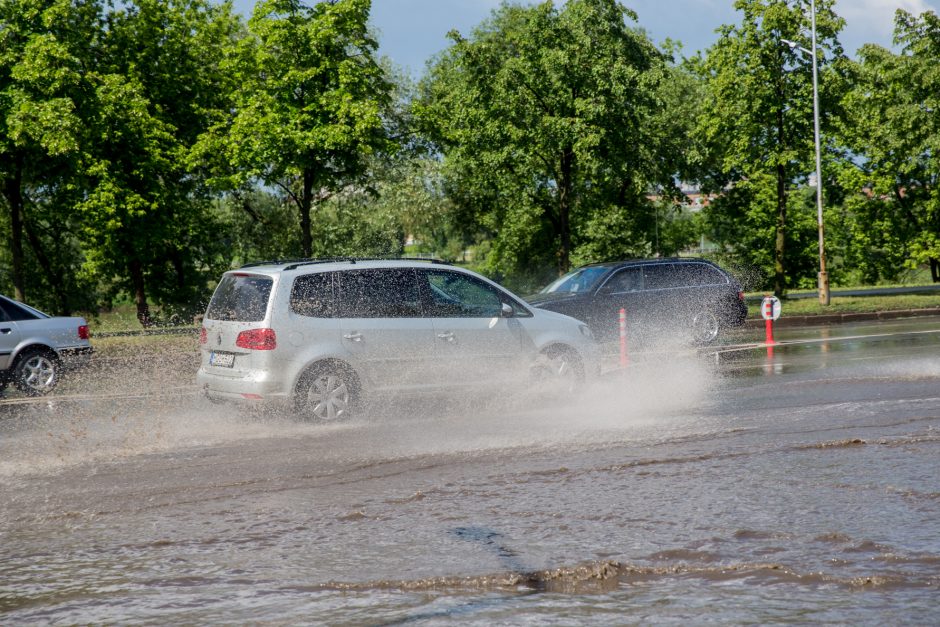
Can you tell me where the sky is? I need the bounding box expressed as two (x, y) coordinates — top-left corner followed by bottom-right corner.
(232, 0), (940, 76)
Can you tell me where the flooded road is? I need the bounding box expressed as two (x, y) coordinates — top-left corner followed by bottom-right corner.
(2, 319), (939, 624)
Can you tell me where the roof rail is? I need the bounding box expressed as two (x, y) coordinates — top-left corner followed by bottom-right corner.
(239, 257), (352, 269)
(239, 256), (452, 271)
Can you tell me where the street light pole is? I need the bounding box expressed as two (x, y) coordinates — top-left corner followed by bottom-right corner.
(783, 0), (829, 305)
(810, 0), (829, 305)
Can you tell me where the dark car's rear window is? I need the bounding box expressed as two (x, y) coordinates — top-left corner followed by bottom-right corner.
(206, 274), (273, 322)
(643, 263), (728, 289)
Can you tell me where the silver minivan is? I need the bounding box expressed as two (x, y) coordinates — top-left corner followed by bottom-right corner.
(197, 259), (598, 420)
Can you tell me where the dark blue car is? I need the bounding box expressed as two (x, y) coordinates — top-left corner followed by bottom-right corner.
(527, 258), (748, 345)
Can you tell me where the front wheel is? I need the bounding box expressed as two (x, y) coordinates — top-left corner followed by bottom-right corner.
(532, 346), (585, 395)
(13, 349), (60, 396)
(295, 364), (358, 421)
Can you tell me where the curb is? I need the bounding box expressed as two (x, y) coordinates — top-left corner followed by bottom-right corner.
(743, 307), (940, 328)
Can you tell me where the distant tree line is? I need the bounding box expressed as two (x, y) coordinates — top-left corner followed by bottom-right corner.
(1, 0), (938, 324)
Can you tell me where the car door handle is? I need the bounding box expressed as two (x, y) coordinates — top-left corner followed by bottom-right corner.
(343, 332), (363, 342)
(436, 332), (455, 342)
(0, 328), (10, 334)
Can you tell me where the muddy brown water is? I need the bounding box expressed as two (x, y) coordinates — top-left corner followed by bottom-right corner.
(1, 321), (939, 624)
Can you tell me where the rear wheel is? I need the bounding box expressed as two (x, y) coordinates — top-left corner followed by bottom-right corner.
(13, 349), (60, 396)
(690, 310), (720, 345)
(296, 363), (358, 421)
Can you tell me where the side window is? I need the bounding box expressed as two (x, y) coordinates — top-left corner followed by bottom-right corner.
(421, 270), (504, 318)
(337, 269), (421, 318)
(0, 298), (40, 321)
(600, 268), (642, 294)
(642, 264), (684, 290)
(682, 263), (727, 286)
(290, 272), (335, 317)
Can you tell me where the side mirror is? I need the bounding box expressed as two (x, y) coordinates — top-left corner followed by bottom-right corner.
(500, 302), (514, 318)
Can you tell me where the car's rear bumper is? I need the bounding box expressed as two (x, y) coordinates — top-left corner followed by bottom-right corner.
(726, 301), (749, 327)
(59, 346), (94, 369)
(197, 368), (293, 407)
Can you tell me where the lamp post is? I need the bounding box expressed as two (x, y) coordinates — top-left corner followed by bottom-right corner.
(782, 0), (830, 305)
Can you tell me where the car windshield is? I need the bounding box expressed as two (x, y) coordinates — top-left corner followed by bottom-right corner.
(539, 266), (610, 294)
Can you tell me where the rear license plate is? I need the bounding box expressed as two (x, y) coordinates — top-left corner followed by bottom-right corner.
(210, 351), (234, 368)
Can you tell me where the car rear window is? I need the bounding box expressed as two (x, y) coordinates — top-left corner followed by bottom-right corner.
(644, 263), (728, 289)
(206, 274), (273, 322)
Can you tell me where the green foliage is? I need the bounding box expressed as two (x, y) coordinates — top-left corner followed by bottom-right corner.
(199, 0), (394, 258)
(836, 10), (940, 282)
(417, 0), (688, 280)
(76, 0), (241, 322)
(694, 0), (846, 294)
(6, 0), (940, 319)
(0, 0), (102, 312)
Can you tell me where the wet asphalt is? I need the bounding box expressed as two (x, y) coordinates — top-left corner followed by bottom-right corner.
(1, 316), (939, 623)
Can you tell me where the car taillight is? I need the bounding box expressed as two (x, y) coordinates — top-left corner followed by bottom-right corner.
(738, 291), (745, 302)
(78, 325), (89, 340)
(199, 327), (207, 344)
(236, 328), (277, 350)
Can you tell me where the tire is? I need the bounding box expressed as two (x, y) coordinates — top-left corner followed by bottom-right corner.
(532, 345), (585, 394)
(13, 349), (60, 396)
(690, 310), (720, 345)
(295, 363), (358, 421)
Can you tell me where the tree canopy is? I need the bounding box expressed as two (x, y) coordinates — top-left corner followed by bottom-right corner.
(2, 0), (940, 322)
(417, 0), (696, 283)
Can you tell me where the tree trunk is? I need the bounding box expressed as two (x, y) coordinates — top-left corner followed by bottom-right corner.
(299, 169), (314, 258)
(23, 215), (69, 315)
(931, 258), (939, 283)
(171, 249), (185, 291)
(129, 258), (151, 327)
(3, 162), (26, 302)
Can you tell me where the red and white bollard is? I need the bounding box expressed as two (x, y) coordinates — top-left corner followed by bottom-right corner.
(761, 295), (781, 358)
(764, 301), (775, 346)
(619, 307), (629, 368)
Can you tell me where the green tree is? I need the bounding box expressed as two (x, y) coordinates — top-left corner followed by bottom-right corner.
(417, 0), (681, 281)
(695, 0), (845, 295)
(837, 9), (940, 282)
(0, 0), (99, 311)
(78, 0), (240, 324)
(202, 0), (394, 259)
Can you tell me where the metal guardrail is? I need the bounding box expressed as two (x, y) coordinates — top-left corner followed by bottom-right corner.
(91, 327), (199, 338)
(745, 284), (940, 303)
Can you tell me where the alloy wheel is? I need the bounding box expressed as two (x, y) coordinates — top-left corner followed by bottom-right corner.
(691, 311), (720, 344)
(16, 353), (58, 395)
(305, 373), (350, 421)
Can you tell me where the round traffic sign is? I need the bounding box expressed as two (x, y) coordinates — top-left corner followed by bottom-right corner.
(761, 295), (781, 321)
